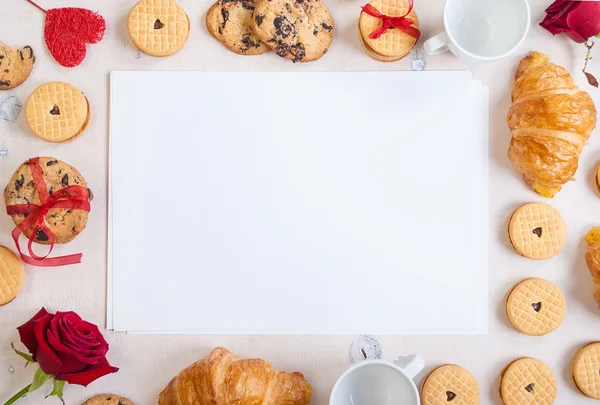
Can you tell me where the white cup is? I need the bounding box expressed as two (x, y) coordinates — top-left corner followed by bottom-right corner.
(424, 0), (530, 62)
(329, 355), (425, 405)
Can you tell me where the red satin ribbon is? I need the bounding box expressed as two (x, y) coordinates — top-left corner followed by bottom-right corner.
(6, 157), (90, 267)
(361, 1), (421, 40)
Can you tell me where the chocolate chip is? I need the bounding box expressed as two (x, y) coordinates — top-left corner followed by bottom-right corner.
(313, 28), (318, 35)
(321, 22), (333, 31)
(221, 8), (229, 28)
(46, 160), (58, 166)
(291, 42), (305, 63)
(0, 81), (9, 87)
(154, 19), (165, 29)
(218, 27), (223, 34)
(446, 391), (456, 401)
(525, 383), (534, 393)
(22, 46), (35, 62)
(255, 14), (264, 25)
(61, 173), (69, 187)
(49, 105), (60, 115)
(49, 186), (54, 194)
(532, 227), (542, 237)
(275, 41), (290, 57)
(35, 228), (49, 242)
(531, 302), (541, 312)
(241, 0), (254, 10)
(3, 69), (8, 73)
(15, 174), (24, 191)
(274, 16), (292, 38)
(88, 188), (94, 201)
(0, 55), (4, 59)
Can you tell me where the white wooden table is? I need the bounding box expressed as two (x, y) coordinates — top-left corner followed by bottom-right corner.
(1, 0), (600, 403)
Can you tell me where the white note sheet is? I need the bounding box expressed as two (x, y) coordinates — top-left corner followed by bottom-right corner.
(108, 71), (489, 334)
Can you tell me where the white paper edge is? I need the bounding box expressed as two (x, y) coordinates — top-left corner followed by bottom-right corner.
(106, 72), (115, 330)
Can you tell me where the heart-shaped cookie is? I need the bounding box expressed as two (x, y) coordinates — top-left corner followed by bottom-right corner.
(44, 8), (106, 67)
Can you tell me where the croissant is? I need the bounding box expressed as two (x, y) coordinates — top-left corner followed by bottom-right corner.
(585, 228), (600, 309)
(158, 347), (313, 405)
(507, 51), (597, 198)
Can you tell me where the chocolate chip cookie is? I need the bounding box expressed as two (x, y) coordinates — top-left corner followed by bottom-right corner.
(82, 394), (134, 405)
(206, 0), (270, 55)
(0, 44), (35, 90)
(251, 0), (334, 62)
(4, 157), (93, 244)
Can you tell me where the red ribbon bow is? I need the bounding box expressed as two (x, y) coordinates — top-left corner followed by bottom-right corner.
(6, 157), (91, 267)
(361, 1), (421, 40)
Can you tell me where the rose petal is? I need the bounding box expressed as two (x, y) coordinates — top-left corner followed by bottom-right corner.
(47, 323), (98, 366)
(566, 2), (600, 42)
(33, 315), (62, 376)
(545, 0), (574, 14)
(56, 357), (119, 387)
(60, 323), (107, 357)
(540, 2), (579, 35)
(17, 308), (49, 358)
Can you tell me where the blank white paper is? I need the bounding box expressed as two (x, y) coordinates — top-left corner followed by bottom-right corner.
(109, 71), (488, 334)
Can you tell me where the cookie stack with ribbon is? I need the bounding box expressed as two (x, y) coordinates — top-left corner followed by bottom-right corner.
(359, 0), (419, 62)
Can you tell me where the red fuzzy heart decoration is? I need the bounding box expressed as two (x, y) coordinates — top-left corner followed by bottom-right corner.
(44, 8), (106, 68)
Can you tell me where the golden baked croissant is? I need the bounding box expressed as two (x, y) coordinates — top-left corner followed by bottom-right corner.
(158, 347), (312, 405)
(507, 51), (597, 198)
(585, 228), (600, 309)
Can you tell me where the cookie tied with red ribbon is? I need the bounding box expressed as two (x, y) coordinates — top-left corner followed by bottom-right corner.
(358, 0), (419, 62)
(3, 157), (92, 267)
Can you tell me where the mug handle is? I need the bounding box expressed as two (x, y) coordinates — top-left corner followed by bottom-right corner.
(423, 32), (450, 55)
(394, 354), (425, 379)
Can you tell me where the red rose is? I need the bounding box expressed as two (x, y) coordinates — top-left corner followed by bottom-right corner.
(17, 308), (118, 386)
(540, 0), (600, 43)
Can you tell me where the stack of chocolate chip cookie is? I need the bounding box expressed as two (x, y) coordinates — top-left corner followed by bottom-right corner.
(206, 0), (334, 62)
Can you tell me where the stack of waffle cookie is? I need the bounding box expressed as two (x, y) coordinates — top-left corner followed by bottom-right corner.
(358, 0), (419, 62)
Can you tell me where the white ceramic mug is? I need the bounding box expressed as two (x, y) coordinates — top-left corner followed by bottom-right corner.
(424, 0), (530, 62)
(329, 355), (425, 405)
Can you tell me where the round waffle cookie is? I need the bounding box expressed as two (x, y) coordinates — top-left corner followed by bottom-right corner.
(572, 342), (600, 399)
(25, 82), (90, 143)
(508, 203), (567, 260)
(499, 358), (557, 405)
(4, 157), (93, 244)
(358, 0), (419, 60)
(505, 278), (566, 336)
(421, 364), (480, 405)
(128, 0), (190, 57)
(0, 246), (25, 306)
(82, 394), (134, 405)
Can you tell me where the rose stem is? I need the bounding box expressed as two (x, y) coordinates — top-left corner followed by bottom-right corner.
(583, 41), (594, 75)
(3, 384), (32, 405)
(24, 0), (46, 13)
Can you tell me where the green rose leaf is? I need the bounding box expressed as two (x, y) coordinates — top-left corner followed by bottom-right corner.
(46, 379), (66, 404)
(11, 342), (33, 364)
(596, 33), (600, 39)
(28, 367), (51, 392)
